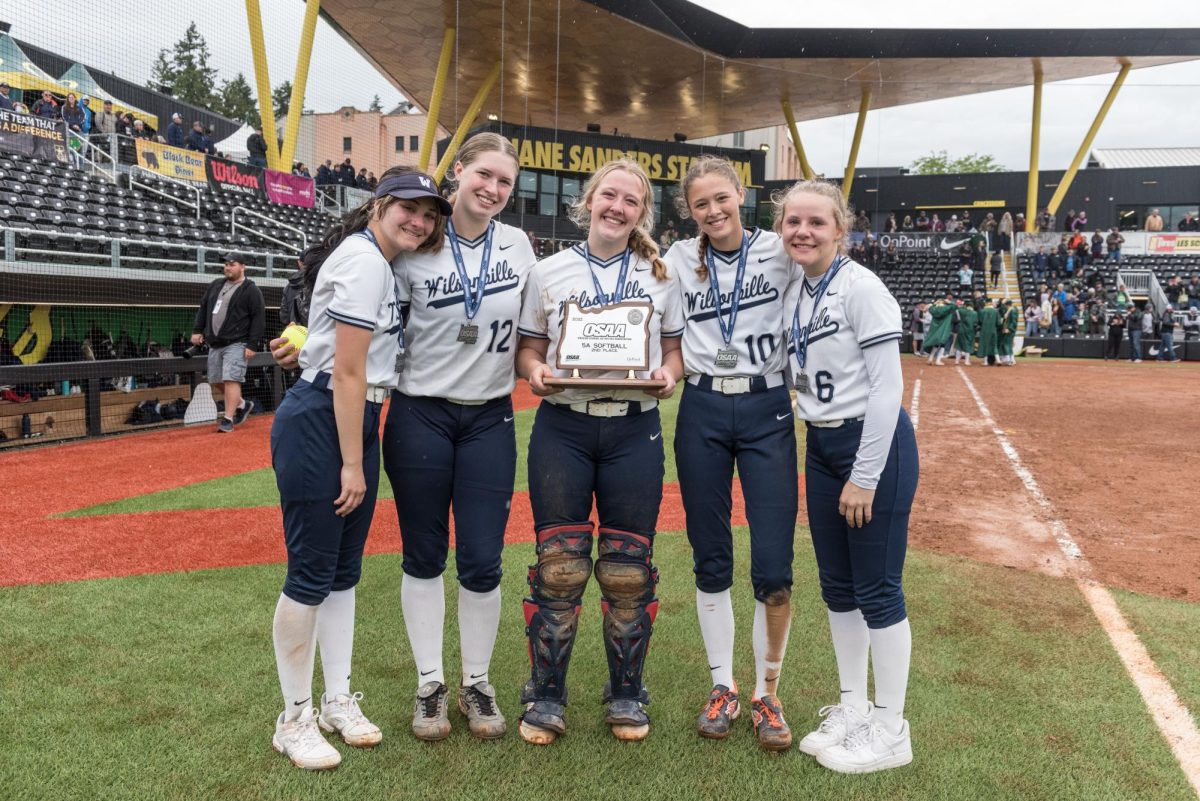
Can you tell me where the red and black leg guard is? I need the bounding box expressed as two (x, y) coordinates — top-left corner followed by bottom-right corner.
(522, 523), (594, 705)
(594, 528), (659, 703)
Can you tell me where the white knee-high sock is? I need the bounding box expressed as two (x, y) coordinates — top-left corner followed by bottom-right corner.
(401, 573), (445, 686)
(458, 585), (501, 686)
(273, 594), (320, 722)
(316, 588), (355, 699)
(869, 618), (912, 735)
(696, 589), (736, 689)
(828, 608), (870, 716)
(753, 600), (791, 699)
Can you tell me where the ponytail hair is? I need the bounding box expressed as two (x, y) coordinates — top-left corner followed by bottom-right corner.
(673, 155), (746, 282)
(567, 158), (667, 281)
(301, 166), (446, 298)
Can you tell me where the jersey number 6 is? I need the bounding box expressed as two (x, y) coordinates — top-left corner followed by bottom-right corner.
(815, 370), (835, 403)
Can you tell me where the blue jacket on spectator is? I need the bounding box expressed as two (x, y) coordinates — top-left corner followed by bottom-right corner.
(62, 104), (86, 131)
(186, 129), (208, 152)
(0, 90), (12, 111)
(167, 121), (185, 148)
(80, 101), (93, 133)
(316, 164), (333, 185)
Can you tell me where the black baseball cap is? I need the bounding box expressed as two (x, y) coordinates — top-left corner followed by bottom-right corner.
(222, 251), (246, 264)
(374, 172), (452, 216)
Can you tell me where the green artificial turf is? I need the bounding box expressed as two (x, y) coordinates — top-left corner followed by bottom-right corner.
(1, 535), (1192, 801)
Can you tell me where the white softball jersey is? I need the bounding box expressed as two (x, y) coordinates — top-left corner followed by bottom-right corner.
(665, 229), (800, 377)
(785, 258), (903, 422)
(299, 232), (404, 388)
(518, 243), (685, 404)
(394, 220), (537, 401)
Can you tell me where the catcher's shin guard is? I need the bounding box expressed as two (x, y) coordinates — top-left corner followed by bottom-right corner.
(594, 528), (659, 704)
(521, 523), (594, 725)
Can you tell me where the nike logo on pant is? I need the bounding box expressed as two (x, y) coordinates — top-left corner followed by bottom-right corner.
(650, 431), (662, 440)
(504, 415), (515, 422)
(776, 412), (793, 421)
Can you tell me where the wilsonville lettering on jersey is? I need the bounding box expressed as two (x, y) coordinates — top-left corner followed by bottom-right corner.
(555, 279), (653, 315)
(682, 274), (780, 324)
(422, 260), (521, 308)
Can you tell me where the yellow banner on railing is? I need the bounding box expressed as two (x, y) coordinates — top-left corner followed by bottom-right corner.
(134, 139), (206, 184)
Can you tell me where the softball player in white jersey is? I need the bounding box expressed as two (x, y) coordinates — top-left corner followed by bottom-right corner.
(383, 133), (536, 742)
(663, 156), (801, 750)
(268, 170), (450, 770)
(515, 158), (684, 745)
(778, 180), (919, 774)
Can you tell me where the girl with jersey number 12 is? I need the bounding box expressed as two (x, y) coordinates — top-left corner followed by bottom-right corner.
(664, 156), (800, 751)
(779, 180), (919, 775)
(267, 170), (450, 771)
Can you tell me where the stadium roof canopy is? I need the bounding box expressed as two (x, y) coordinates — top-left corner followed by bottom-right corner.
(318, 0), (1200, 140)
(1088, 147), (1200, 169)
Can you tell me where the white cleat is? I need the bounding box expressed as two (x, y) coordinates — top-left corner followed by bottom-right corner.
(798, 703), (870, 757)
(320, 691), (383, 748)
(816, 718), (913, 774)
(272, 707), (342, 771)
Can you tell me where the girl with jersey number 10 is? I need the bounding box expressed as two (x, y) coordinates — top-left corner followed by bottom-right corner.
(267, 169), (450, 771)
(778, 180), (920, 775)
(663, 156), (800, 751)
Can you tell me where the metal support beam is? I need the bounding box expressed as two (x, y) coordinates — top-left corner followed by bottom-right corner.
(1025, 62), (1043, 232)
(245, 0), (282, 170)
(1045, 62), (1131, 220)
(419, 28), (456, 174)
(433, 62), (502, 182)
(279, 0), (321, 171)
(842, 87), (872, 201)
(780, 99), (814, 181)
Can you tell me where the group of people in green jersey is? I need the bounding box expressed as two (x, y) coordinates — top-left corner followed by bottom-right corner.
(921, 294), (1020, 366)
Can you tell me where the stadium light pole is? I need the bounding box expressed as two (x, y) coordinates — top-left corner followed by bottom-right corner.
(842, 86), (872, 201)
(1025, 61), (1043, 233)
(780, 98), (814, 181)
(279, 0), (322, 172)
(433, 62), (502, 182)
(1045, 61), (1131, 221)
(419, 28), (457, 174)
(245, 0), (282, 170)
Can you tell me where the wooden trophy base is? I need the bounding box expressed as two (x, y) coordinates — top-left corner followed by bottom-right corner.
(544, 369), (667, 390)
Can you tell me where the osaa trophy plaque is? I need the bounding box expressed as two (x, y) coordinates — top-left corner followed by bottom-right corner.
(545, 300), (667, 389)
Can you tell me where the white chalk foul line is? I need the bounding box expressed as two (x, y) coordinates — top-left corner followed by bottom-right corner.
(956, 366), (1200, 798)
(910, 378), (922, 432)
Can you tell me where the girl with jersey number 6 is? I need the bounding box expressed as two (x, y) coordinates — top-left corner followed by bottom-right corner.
(267, 169), (450, 771)
(778, 180), (919, 774)
(663, 156), (800, 751)
(515, 158), (685, 745)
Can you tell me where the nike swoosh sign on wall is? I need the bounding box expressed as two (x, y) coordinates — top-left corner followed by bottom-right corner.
(939, 237), (971, 250)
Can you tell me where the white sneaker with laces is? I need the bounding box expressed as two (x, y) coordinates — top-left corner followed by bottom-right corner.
(320, 691), (383, 748)
(798, 703), (870, 756)
(816, 717), (913, 774)
(272, 707), (342, 771)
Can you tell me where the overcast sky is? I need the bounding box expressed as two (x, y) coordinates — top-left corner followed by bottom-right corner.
(2, 0), (1198, 173)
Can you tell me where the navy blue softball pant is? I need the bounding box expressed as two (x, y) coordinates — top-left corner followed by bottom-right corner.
(382, 393), (516, 593)
(675, 380), (798, 602)
(271, 375), (383, 606)
(804, 409), (918, 628)
(527, 401), (664, 536)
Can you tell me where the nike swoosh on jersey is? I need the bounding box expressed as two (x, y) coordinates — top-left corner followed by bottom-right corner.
(758, 256), (773, 263)
(498, 243), (514, 250)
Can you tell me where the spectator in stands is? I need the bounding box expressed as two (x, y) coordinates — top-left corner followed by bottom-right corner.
(958, 262), (973, 293)
(191, 252), (266, 433)
(866, 234), (882, 268)
(166, 113), (185, 148)
(901, 214), (914, 231)
(338, 158), (356, 186)
(1032, 247), (1048, 283)
(91, 100), (116, 136)
(885, 240), (899, 267)
(1180, 212), (1199, 232)
(932, 213), (944, 232)
(1073, 234), (1090, 270)
(1145, 208), (1164, 232)
(1104, 306), (1125, 359)
(1127, 304), (1144, 362)
(1089, 230), (1104, 264)
(980, 212), (997, 236)
(247, 125), (268, 167)
(79, 97), (93, 133)
(316, 159), (334, 185)
(915, 211), (930, 231)
(1142, 303), (1154, 346)
(849, 240), (867, 265)
(32, 90), (59, 119)
(1114, 283), (1130, 307)
(366, 171), (377, 190)
(61, 93), (85, 131)
(1014, 212), (1026, 233)
(1038, 208), (1055, 231)
(1187, 276), (1200, 310)
(997, 211), (1013, 251)
(962, 209), (974, 232)
(186, 121), (210, 152)
(0, 81), (12, 111)
(974, 239), (988, 272)
(1064, 210), (1076, 231)
(131, 119), (151, 140)
(1106, 228), (1125, 263)
(946, 214), (961, 233)
(1024, 298), (1041, 337)
(1165, 276), (1183, 307)
(1157, 304), (1181, 362)
(1072, 210), (1088, 232)
(884, 212), (897, 233)
(356, 168), (370, 190)
(989, 249), (1003, 288)
(1184, 308), (1200, 341)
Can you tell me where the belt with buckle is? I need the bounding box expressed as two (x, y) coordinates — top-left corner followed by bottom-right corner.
(687, 372), (786, 395)
(446, 397), (489, 406)
(303, 368), (391, 405)
(561, 399), (658, 418)
(806, 416), (865, 429)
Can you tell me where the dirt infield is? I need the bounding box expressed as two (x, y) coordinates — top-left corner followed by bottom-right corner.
(907, 358), (1200, 601)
